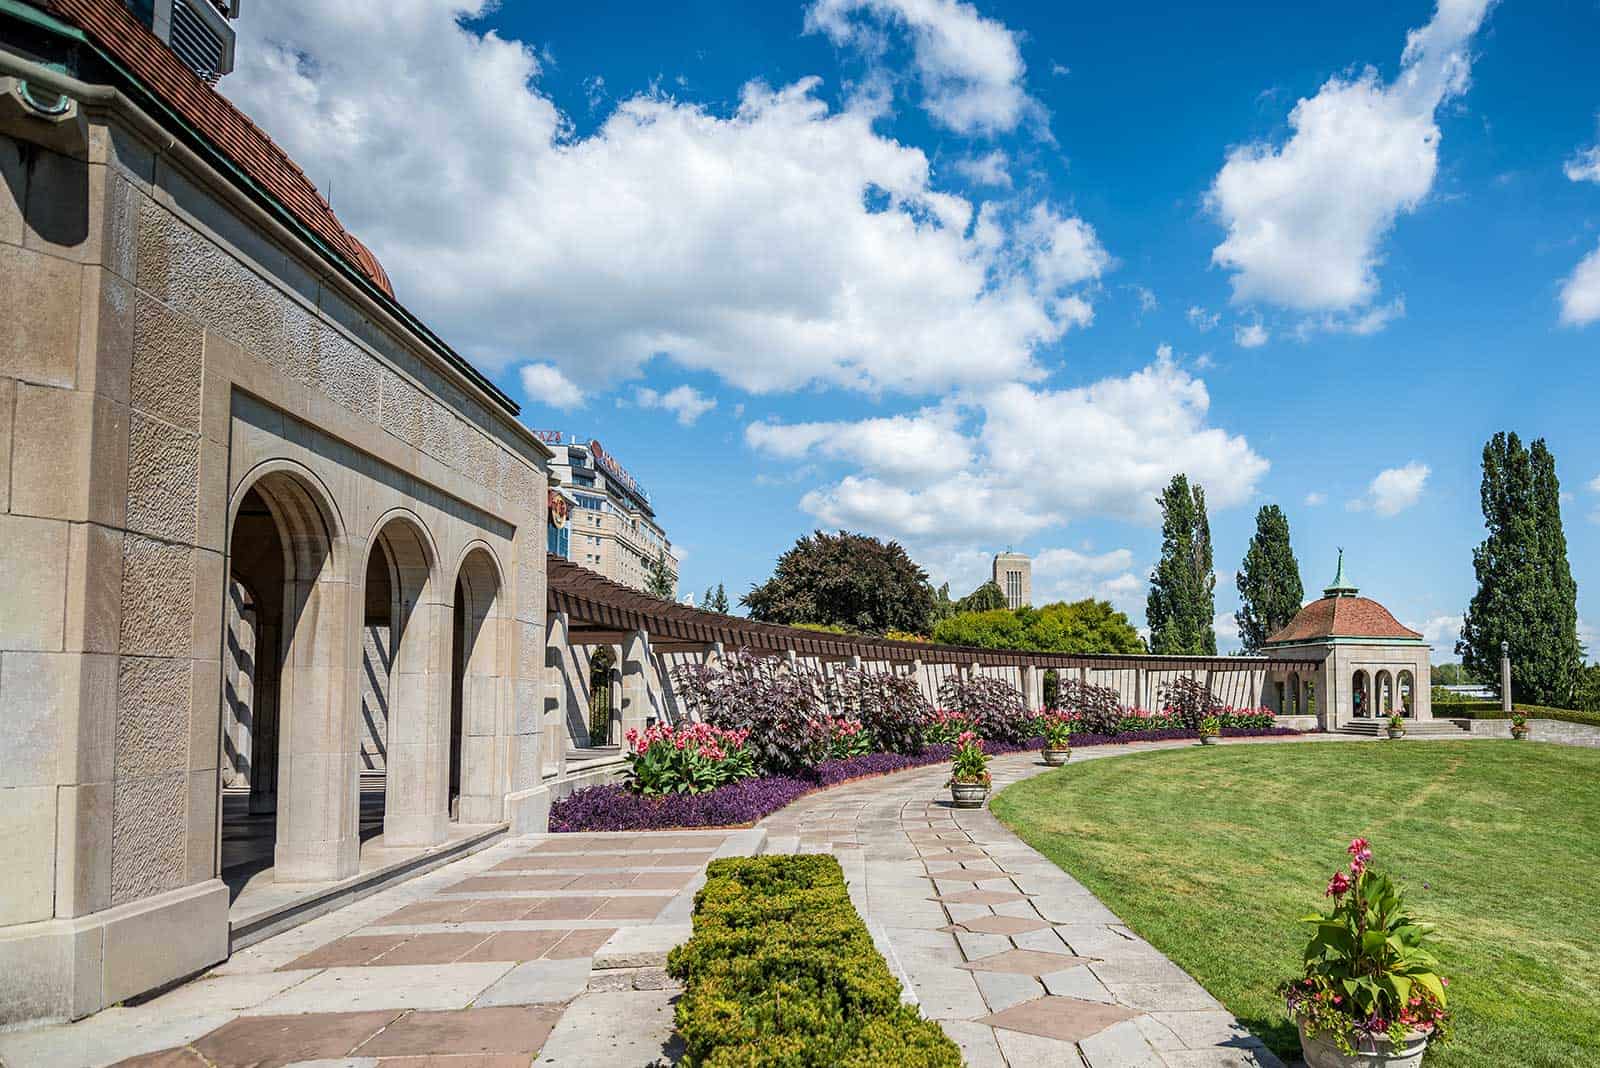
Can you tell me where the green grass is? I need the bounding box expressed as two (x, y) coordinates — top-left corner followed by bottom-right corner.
(990, 741), (1600, 1068)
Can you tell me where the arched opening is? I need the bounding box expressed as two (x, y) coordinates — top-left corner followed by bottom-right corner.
(1352, 670), (1370, 719)
(221, 469), (354, 894)
(588, 646), (616, 745)
(1398, 670), (1415, 717)
(1288, 672), (1301, 715)
(1376, 670), (1394, 715)
(364, 515), (446, 848)
(451, 547), (505, 824)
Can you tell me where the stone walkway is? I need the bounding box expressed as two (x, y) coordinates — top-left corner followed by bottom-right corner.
(0, 829), (757, 1068)
(762, 746), (1286, 1068)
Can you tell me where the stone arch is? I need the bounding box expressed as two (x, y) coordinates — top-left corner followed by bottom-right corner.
(588, 645), (616, 745)
(225, 462), (358, 884)
(1287, 671), (1301, 716)
(451, 543), (508, 824)
(1375, 670), (1394, 714)
(1352, 669), (1370, 719)
(363, 510), (449, 847)
(1397, 669), (1415, 717)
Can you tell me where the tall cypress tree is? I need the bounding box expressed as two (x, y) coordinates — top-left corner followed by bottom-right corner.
(1147, 474), (1217, 655)
(1459, 433), (1583, 705)
(1236, 504), (1304, 652)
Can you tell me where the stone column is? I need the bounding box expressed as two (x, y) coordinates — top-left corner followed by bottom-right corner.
(545, 612), (570, 779)
(621, 629), (652, 738)
(1499, 642), (1512, 714)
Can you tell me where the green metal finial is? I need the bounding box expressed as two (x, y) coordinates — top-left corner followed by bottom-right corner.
(1324, 548), (1358, 598)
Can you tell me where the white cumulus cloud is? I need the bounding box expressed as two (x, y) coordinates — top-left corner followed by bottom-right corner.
(225, 1), (1106, 396)
(746, 407), (974, 482)
(951, 149), (1012, 187)
(1187, 305), (1220, 332)
(1348, 461), (1431, 516)
(805, 0), (1040, 136)
(520, 362), (585, 410)
(1235, 322), (1269, 348)
(1410, 614), (1463, 647)
(1208, 0), (1493, 314)
(788, 355), (1268, 545)
(1304, 491), (1327, 506)
(1559, 244), (1600, 327)
(635, 385), (718, 426)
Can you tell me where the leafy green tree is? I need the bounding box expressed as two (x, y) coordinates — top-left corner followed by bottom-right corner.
(956, 581), (1007, 614)
(1458, 433), (1584, 705)
(646, 548), (676, 600)
(743, 530), (937, 636)
(1147, 474), (1216, 655)
(932, 599), (1145, 654)
(1235, 504), (1304, 652)
(701, 583), (730, 614)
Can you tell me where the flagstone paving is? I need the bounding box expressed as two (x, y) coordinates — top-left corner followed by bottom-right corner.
(761, 745), (1288, 1067)
(0, 829), (754, 1068)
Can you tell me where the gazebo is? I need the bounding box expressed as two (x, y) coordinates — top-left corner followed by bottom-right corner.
(1264, 552), (1431, 729)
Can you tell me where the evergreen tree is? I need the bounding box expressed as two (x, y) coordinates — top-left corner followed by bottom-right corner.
(1235, 504), (1304, 652)
(956, 581), (1007, 614)
(1147, 474), (1217, 655)
(1459, 433), (1583, 705)
(708, 583), (730, 613)
(646, 548), (676, 600)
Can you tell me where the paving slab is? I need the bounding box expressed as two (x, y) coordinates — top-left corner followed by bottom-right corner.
(534, 989), (681, 1066)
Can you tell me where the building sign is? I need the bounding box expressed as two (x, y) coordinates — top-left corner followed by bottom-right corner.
(547, 489), (570, 528)
(588, 439), (649, 502)
(529, 429), (565, 445)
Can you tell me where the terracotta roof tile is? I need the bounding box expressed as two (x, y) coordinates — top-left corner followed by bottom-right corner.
(1266, 597), (1423, 645)
(44, 0), (395, 299)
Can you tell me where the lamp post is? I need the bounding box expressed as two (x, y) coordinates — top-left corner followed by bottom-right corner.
(1499, 640), (1512, 715)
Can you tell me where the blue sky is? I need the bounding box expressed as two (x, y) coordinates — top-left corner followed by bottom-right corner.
(224, 1), (1600, 654)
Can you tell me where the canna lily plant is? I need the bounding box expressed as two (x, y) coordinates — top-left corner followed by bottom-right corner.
(1283, 838), (1451, 1058)
(948, 731), (991, 786)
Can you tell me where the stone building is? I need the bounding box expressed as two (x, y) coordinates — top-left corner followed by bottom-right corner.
(992, 551), (1031, 610)
(543, 435), (677, 594)
(0, 0), (561, 1024)
(1262, 553), (1432, 728)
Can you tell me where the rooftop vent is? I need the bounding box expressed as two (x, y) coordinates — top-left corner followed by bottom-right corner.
(124, 0), (239, 83)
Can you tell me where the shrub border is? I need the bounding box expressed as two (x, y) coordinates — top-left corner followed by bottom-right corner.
(549, 727), (1302, 833)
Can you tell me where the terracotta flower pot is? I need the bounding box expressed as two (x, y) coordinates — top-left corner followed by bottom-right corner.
(1297, 1018), (1429, 1068)
(1042, 747), (1071, 766)
(950, 781), (989, 808)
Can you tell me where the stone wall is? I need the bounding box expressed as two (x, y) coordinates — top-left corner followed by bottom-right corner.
(0, 87), (553, 1023)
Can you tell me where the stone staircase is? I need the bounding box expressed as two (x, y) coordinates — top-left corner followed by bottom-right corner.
(1336, 718), (1473, 738)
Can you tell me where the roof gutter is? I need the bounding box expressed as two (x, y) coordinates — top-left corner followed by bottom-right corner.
(0, 1), (546, 453)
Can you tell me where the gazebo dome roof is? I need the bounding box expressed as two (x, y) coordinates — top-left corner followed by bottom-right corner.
(1264, 551), (1424, 645)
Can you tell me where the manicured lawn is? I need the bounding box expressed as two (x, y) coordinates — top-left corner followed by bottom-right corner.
(990, 741), (1600, 1068)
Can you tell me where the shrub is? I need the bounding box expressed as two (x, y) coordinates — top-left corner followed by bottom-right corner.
(1197, 715), (1221, 738)
(1282, 838), (1450, 1055)
(624, 722), (758, 795)
(671, 648), (830, 775)
(828, 667), (929, 755)
(1058, 678), (1125, 735)
(1161, 675), (1225, 729)
(936, 674), (1031, 744)
(668, 855), (962, 1067)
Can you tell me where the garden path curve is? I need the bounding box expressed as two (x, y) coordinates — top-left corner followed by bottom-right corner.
(761, 741), (1301, 1068)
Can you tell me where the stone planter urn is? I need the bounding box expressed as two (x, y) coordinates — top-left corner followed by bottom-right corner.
(1297, 1019), (1429, 1068)
(1042, 747), (1071, 767)
(950, 781), (989, 808)
(1199, 734), (1220, 746)
(1511, 725), (1530, 741)
(1387, 726), (1407, 740)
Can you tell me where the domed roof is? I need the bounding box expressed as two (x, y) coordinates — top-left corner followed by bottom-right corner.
(1264, 552), (1423, 645)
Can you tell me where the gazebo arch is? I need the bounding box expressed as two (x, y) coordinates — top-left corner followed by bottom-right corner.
(451, 544), (508, 824)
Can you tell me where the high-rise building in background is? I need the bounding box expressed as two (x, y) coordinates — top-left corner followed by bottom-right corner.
(540, 433), (678, 594)
(993, 552), (1032, 609)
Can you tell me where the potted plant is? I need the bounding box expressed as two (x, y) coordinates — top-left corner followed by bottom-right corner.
(1198, 715), (1221, 745)
(1387, 713), (1406, 740)
(1509, 711), (1530, 741)
(948, 731), (991, 807)
(1041, 712), (1073, 766)
(1282, 838), (1450, 1068)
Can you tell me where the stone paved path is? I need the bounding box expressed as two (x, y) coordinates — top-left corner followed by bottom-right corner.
(0, 829), (757, 1068)
(762, 746), (1286, 1068)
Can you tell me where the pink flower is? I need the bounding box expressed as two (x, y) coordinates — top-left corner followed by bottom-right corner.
(1349, 855), (1365, 876)
(1347, 837), (1370, 858)
(1325, 871), (1352, 897)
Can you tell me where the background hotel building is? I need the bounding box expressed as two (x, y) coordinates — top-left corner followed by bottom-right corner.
(541, 434), (678, 595)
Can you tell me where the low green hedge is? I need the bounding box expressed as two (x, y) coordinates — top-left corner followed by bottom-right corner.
(1435, 703), (1600, 728)
(667, 854), (962, 1067)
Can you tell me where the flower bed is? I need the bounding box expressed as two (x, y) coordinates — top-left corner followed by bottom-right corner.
(550, 726), (1302, 832)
